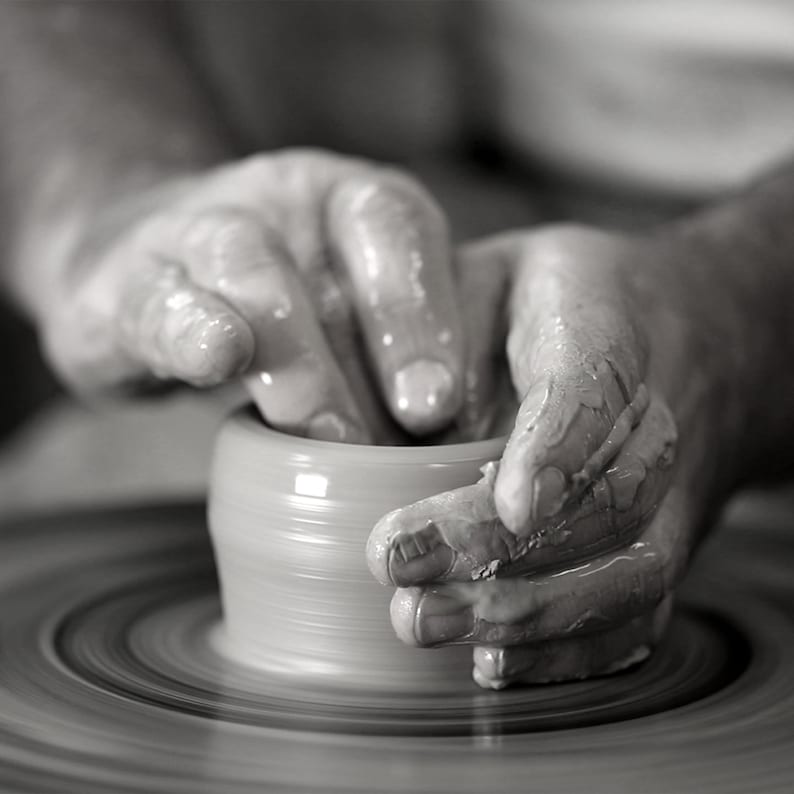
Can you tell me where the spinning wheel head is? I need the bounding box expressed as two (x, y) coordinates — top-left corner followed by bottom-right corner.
(0, 497), (791, 791)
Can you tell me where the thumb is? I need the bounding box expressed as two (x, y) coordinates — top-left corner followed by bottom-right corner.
(492, 227), (648, 535)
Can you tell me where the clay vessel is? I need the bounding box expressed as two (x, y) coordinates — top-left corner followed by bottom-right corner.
(208, 407), (504, 693)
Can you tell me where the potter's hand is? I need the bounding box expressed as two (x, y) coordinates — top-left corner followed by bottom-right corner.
(45, 150), (463, 442)
(369, 225), (743, 687)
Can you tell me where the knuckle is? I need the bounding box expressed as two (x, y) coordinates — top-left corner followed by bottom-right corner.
(331, 168), (445, 231)
(236, 152), (276, 182)
(307, 270), (353, 331)
(273, 146), (355, 171)
(239, 151), (299, 192)
(226, 264), (296, 320)
(245, 148), (368, 199)
(521, 223), (619, 264)
(604, 458), (652, 515)
(181, 207), (264, 263)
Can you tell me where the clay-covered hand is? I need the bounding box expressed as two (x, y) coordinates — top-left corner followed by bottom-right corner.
(369, 225), (744, 687)
(43, 150), (464, 442)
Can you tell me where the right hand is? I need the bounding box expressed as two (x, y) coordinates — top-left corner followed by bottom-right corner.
(369, 224), (746, 687)
(43, 149), (465, 443)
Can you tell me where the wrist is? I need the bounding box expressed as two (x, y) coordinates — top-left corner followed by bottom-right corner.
(11, 165), (199, 327)
(661, 200), (794, 485)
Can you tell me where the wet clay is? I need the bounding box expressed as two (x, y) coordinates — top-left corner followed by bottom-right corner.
(207, 407), (504, 692)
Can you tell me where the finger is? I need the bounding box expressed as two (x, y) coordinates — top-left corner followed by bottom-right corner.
(450, 239), (514, 440)
(490, 229), (650, 535)
(368, 396), (676, 586)
(306, 268), (408, 445)
(367, 461), (509, 588)
(171, 208), (370, 442)
(389, 492), (688, 648)
(118, 260), (253, 387)
(327, 170), (464, 435)
(472, 597), (672, 689)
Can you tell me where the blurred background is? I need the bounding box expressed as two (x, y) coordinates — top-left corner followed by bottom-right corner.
(2, 0), (793, 514)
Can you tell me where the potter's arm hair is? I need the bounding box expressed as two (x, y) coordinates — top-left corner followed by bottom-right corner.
(0, 0), (232, 321)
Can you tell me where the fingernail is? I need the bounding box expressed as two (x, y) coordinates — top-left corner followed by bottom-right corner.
(390, 587), (422, 646)
(392, 359), (457, 433)
(175, 314), (252, 383)
(532, 466), (567, 521)
(307, 412), (369, 444)
(473, 665), (510, 691)
(202, 317), (253, 378)
(494, 464), (532, 534)
(473, 646), (507, 680)
(387, 522), (455, 586)
(415, 591), (474, 646)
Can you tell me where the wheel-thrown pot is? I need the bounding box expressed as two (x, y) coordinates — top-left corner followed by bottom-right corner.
(208, 407), (504, 693)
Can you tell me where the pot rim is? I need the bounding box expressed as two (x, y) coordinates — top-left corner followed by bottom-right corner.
(224, 405), (507, 467)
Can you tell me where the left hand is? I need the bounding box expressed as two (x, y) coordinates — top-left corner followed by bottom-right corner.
(39, 150), (467, 443)
(368, 224), (746, 688)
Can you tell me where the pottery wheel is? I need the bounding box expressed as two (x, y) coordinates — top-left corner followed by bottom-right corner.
(0, 501), (792, 793)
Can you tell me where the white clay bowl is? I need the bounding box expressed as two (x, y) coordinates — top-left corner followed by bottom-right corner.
(208, 407), (504, 693)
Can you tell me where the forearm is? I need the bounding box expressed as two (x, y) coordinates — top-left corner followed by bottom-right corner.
(0, 1), (232, 321)
(665, 162), (794, 482)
